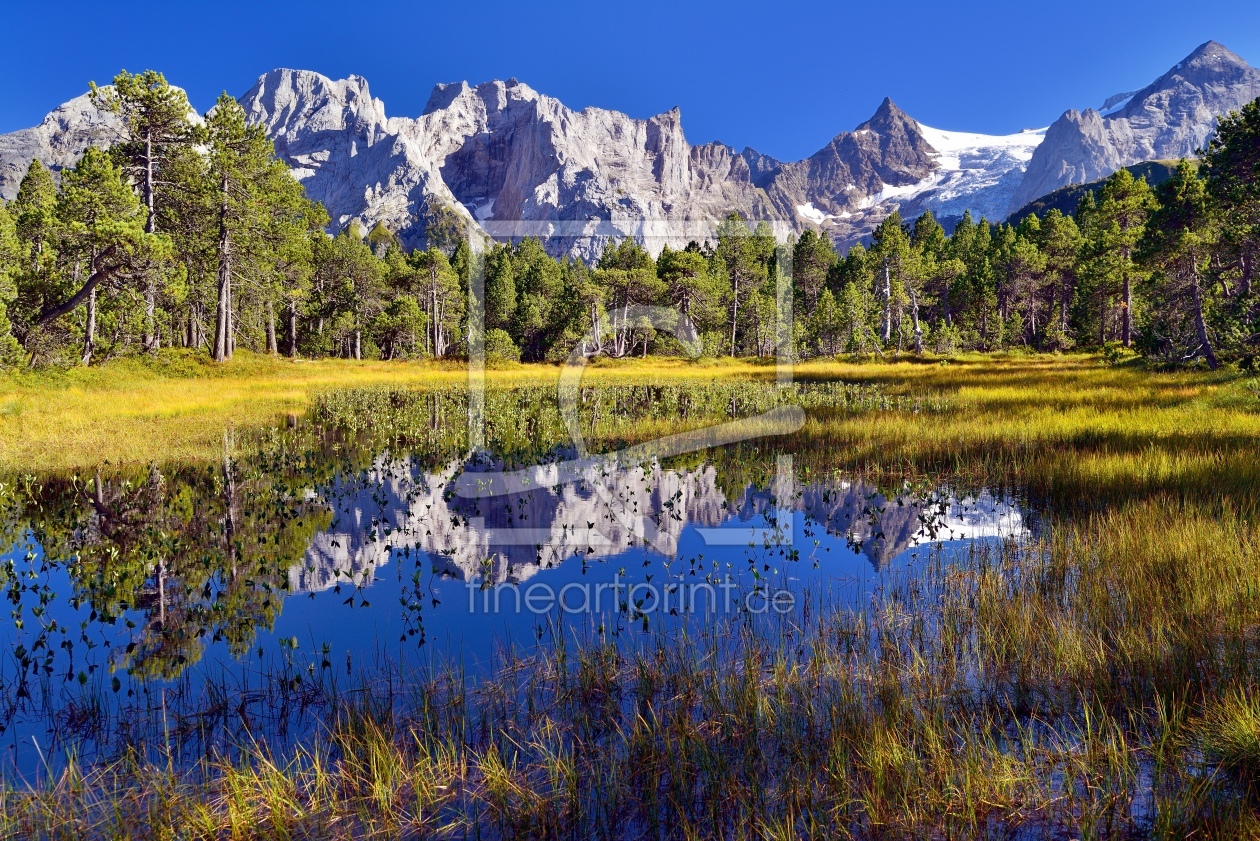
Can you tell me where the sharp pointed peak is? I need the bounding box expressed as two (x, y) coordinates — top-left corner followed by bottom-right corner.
(873, 96), (904, 115)
(856, 96), (919, 134)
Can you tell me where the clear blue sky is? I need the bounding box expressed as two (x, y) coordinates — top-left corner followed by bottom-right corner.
(2, 0), (1257, 162)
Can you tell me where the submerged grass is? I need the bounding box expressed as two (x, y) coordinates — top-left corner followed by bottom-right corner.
(2, 351), (1260, 836)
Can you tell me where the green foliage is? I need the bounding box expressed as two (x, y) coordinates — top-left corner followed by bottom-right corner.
(1, 71), (1257, 370)
(483, 327), (521, 364)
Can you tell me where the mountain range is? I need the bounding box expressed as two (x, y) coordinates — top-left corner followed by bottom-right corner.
(294, 455), (1026, 592)
(2, 40), (1257, 259)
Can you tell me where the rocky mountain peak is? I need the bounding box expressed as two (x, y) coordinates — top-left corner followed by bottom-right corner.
(1009, 40), (1260, 212)
(858, 97), (914, 133)
(242, 68), (388, 139)
(422, 81), (472, 115)
(847, 96), (936, 186)
(4, 41), (1257, 256)
(0, 91), (121, 200)
(1183, 40), (1245, 67)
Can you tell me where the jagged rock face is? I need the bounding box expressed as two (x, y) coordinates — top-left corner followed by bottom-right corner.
(0, 92), (119, 201)
(1010, 41), (1260, 212)
(3, 41), (1257, 255)
(241, 69), (461, 247)
(241, 71), (774, 259)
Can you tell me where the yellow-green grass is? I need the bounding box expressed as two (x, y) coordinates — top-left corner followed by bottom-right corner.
(0, 350), (770, 472)
(3, 349), (1257, 476)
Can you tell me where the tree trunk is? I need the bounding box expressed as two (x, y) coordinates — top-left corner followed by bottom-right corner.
(35, 246), (123, 328)
(142, 128), (160, 353)
(227, 280), (235, 356)
(213, 178), (232, 362)
(1121, 260), (1132, 347)
(1190, 256), (1218, 370)
(1061, 276), (1071, 334)
(881, 260), (892, 344)
(353, 329), (361, 361)
(729, 277), (739, 357)
(191, 301), (205, 352)
(288, 300), (298, 358)
(143, 277), (159, 353)
(431, 282), (439, 358)
(143, 128), (156, 236)
(81, 286), (96, 366)
(909, 287), (923, 354)
(1099, 286), (1107, 346)
(266, 300), (278, 354)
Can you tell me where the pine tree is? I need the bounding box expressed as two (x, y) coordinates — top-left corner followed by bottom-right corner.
(594, 238), (664, 357)
(1204, 99), (1260, 298)
(0, 204), (20, 360)
(205, 93), (313, 361)
(807, 286), (842, 356)
(483, 244), (517, 332)
(512, 238), (566, 361)
(26, 149), (163, 364)
(1139, 160), (1221, 368)
(1085, 169), (1155, 347)
(657, 244), (723, 335)
(869, 212), (911, 348)
(1036, 210), (1083, 349)
(715, 213), (770, 356)
(8, 161), (59, 346)
(410, 247), (463, 359)
(1203, 99), (1260, 351)
(791, 228), (837, 313)
(91, 70), (197, 351)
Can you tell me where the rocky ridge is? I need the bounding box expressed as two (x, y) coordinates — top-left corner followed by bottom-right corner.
(1010, 41), (1260, 210)
(2, 41), (1257, 257)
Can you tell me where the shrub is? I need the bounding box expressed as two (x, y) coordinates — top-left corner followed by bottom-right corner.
(484, 328), (521, 364)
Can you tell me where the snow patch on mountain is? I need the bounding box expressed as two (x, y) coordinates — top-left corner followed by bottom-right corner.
(1099, 91), (1137, 116)
(796, 202), (851, 224)
(841, 123), (1047, 225)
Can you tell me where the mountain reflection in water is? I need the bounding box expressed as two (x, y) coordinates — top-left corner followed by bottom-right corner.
(0, 449), (1026, 775)
(298, 453), (1026, 591)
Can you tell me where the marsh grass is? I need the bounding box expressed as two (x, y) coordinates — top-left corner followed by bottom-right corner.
(2, 504), (1260, 837)
(0, 350), (787, 472)
(2, 352), (1260, 837)
(3, 499), (1260, 838)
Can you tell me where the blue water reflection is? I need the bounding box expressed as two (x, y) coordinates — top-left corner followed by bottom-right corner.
(0, 453), (1026, 777)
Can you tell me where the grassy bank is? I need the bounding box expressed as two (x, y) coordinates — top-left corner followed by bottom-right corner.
(2, 348), (1256, 475)
(0, 350), (779, 472)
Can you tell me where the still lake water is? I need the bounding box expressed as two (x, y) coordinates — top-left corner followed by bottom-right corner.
(0, 383), (1023, 777)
